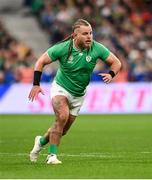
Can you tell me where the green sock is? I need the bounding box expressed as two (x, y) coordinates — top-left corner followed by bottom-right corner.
(48, 144), (58, 154)
(40, 136), (48, 146)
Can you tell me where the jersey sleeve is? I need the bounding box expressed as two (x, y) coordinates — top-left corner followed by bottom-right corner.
(96, 42), (110, 61)
(47, 44), (60, 62)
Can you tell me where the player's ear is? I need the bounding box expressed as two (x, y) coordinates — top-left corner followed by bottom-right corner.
(72, 32), (77, 38)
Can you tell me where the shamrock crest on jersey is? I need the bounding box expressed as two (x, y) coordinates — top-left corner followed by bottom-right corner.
(86, 55), (92, 62)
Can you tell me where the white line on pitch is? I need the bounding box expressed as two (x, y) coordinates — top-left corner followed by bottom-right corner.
(0, 152), (151, 158)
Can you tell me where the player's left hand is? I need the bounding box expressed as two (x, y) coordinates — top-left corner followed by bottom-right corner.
(98, 73), (113, 83)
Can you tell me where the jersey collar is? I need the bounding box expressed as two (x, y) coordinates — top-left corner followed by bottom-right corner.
(73, 40), (87, 52)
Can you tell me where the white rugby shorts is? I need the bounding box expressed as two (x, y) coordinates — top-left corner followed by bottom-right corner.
(50, 81), (85, 116)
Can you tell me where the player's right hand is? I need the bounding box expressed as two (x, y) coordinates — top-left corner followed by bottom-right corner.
(28, 85), (44, 102)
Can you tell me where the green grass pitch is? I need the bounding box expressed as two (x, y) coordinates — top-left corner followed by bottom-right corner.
(0, 114), (152, 178)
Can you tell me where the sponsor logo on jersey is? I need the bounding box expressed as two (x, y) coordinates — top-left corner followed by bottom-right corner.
(79, 53), (83, 56)
(68, 55), (73, 63)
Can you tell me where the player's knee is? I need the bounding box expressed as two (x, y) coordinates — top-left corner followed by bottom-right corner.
(58, 113), (69, 125)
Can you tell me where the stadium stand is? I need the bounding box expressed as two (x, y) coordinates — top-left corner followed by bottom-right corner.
(0, 0), (152, 84)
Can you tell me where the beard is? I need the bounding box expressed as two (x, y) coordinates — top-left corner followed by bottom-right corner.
(78, 40), (92, 49)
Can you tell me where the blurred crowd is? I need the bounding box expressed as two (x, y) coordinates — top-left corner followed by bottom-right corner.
(0, 19), (37, 84)
(0, 0), (152, 84)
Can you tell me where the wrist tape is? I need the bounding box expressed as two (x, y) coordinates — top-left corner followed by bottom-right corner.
(33, 71), (42, 85)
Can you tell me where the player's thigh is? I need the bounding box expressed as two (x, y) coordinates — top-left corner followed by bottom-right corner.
(52, 95), (70, 119)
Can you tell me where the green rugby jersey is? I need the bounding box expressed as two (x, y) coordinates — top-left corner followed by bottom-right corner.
(47, 40), (110, 97)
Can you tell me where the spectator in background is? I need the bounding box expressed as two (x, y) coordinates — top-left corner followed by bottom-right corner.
(0, 19), (37, 84)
